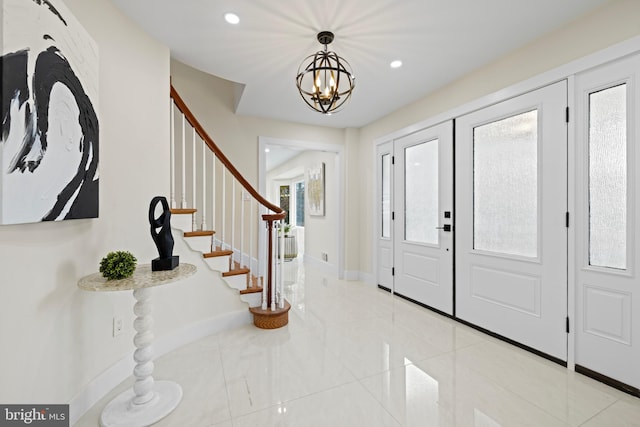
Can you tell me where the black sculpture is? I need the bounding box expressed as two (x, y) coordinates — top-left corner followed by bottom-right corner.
(149, 196), (179, 271)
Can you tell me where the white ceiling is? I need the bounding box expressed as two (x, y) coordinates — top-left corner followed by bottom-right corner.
(111, 0), (610, 129)
(265, 145), (305, 174)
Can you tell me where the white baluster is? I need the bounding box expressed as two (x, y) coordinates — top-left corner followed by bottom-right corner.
(257, 204), (262, 292)
(169, 101), (176, 208)
(192, 129), (197, 231)
(249, 199), (254, 286)
(279, 219), (285, 309)
(271, 221), (277, 311)
(221, 169), (226, 250)
(240, 190), (245, 268)
(180, 115), (187, 209)
(261, 218), (267, 310)
(201, 134), (207, 231)
(211, 154), (216, 247)
(132, 288), (155, 405)
(231, 179), (236, 266)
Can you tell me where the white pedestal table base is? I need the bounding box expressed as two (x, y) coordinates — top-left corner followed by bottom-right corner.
(99, 380), (182, 427)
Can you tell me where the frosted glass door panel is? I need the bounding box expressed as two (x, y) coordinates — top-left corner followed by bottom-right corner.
(589, 84), (627, 270)
(405, 140), (438, 244)
(382, 153), (391, 238)
(473, 110), (538, 257)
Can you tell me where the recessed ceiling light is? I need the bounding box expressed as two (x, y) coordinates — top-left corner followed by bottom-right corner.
(224, 13), (240, 24)
(264, 148), (270, 153)
(390, 60), (403, 69)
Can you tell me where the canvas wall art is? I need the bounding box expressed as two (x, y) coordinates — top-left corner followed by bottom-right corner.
(307, 162), (325, 216)
(1, 0), (99, 225)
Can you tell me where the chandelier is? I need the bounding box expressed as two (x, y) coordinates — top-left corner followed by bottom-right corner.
(296, 31), (355, 114)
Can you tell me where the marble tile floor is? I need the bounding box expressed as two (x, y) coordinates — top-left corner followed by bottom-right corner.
(75, 261), (640, 426)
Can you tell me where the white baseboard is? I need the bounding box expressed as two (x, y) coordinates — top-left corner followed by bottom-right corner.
(307, 264), (372, 285)
(303, 254), (338, 277)
(343, 270), (359, 281)
(359, 272), (376, 286)
(69, 352), (134, 427)
(69, 309), (251, 425)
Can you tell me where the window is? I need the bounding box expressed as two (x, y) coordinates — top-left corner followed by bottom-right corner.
(381, 153), (391, 238)
(295, 181), (305, 227)
(473, 110), (538, 257)
(588, 84), (627, 269)
(404, 140), (439, 244)
(279, 185), (290, 224)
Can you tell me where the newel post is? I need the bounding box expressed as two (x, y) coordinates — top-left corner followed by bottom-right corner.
(249, 212), (291, 329)
(262, 213), (285, 305)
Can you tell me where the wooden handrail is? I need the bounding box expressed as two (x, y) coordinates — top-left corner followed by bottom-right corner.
(170, 85), (284, 215)
(262, 213), (286, 222)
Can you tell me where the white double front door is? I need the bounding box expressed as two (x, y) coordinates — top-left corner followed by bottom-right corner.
(377, 81), (569, 361)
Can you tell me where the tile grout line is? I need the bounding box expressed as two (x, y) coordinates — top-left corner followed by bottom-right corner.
(575, 398), (620, 426)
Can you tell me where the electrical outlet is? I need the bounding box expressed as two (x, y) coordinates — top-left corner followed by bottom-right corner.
(113, 317), (123, 337)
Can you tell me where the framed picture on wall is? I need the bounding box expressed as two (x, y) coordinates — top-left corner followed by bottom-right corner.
(307, 162), (325, 216)
(1, 0), (99, 225)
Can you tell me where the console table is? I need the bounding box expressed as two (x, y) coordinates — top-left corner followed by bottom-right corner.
(78, 263), (197, 427)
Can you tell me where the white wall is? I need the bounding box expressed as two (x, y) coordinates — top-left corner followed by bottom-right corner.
(0, 0), (245, 411)
(357, 0), (640, 276)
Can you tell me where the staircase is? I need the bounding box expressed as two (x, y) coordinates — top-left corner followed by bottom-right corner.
(168, 86), (290, 329)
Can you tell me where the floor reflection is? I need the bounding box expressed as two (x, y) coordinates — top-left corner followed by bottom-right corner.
(75, 260), (640, 427)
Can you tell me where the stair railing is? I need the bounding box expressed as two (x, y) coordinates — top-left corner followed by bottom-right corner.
(169, 85), (286, 312)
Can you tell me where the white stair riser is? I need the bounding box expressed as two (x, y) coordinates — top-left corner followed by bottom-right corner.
(223, 274), (247, 291)
(171, 214), (193, 233)
(173, 217), (260, 310)
(184, 235), (212, 253)
(204, 256), (231, 273)
(240, 292), (262, 308)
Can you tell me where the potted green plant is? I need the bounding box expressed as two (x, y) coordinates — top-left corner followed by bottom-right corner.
(100, 250), (137, 280)
(278, 223), (292, 237)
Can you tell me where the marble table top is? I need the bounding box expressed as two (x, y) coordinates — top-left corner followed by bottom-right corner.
(78, 263), (197, 292)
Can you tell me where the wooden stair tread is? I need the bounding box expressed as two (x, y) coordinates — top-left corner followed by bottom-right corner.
(184, 230), (215, 237)
(222, 268), (250, 277)
(240, 286), (263, 295)
(203, 250), (233, 258)
(170, 208), (197, 214)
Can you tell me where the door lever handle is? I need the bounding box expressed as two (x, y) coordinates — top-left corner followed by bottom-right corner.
(436, 224), (452, 232)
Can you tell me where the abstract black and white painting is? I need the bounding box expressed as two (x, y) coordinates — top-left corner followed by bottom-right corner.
(1, 0), (99, 225)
